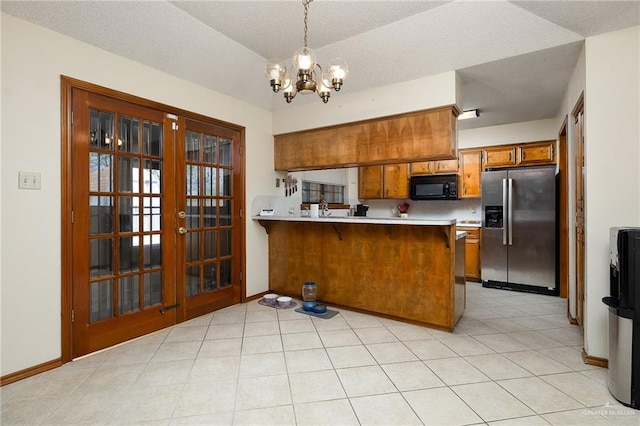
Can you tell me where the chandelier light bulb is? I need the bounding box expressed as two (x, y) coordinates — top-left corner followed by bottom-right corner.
(283, 78), (297, 103)
(317, 78), (331, 103)
(265, 59), (287, 92)
(293, 46), (316, 72)
(326, 57), (349, 91)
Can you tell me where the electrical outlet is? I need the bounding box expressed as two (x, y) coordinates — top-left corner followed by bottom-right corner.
(18, 171), (41, 190)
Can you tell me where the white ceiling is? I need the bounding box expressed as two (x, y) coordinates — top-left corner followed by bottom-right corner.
(2, 1), (639, 130)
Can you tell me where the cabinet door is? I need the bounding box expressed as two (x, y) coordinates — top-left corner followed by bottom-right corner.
(459, 227), (481, 281)
(484, 147), (517, 168)
(410, 161), (431, 175)
(384, 163), (409, 198)
(431, 159), (459, 174)
(459, 150), (482, 198)
(519, 141), (555, 166)
(358, 165), (384, 199)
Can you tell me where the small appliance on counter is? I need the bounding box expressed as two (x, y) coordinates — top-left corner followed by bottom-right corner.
(354, 204), (369, 216)
(409, 174), (458, 200)
(603, 227), (640, 409)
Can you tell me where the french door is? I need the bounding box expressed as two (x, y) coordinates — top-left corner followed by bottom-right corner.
(65, 80), (244, 359)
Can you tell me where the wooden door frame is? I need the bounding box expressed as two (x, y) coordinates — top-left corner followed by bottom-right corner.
(60, 76), (246, 363)
(572, 92), (585, 328)
(557, 117), (569, 302)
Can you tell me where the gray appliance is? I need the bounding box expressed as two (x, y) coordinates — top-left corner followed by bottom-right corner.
(603, 227), (640, 408)
(481, 165), (558, 295)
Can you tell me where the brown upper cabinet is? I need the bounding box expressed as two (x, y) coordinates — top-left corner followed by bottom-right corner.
(410, 158), (459, 175)
(484, 146), (517, 168)
(483, 140), (556, 169)
(274, 106), (458, 171)
(459, 150), (482, 198)
(359, 164), (409, 199)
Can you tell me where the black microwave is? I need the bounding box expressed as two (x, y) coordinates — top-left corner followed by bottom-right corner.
(410, 174), (458, 200)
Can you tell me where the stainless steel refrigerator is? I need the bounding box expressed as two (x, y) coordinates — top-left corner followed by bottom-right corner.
(481, 165), (558, 295)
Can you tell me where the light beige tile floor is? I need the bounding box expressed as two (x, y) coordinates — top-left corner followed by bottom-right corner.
(2, 284), (639, 425)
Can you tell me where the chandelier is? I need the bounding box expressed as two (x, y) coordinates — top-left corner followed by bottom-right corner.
(264, 0), (348, 103)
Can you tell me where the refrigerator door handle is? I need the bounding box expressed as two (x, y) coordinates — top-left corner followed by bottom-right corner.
(508, 178), (513, 246)
(502, 178), (508, 245)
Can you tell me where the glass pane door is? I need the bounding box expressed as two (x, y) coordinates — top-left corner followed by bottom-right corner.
(178, 118), (241, 319)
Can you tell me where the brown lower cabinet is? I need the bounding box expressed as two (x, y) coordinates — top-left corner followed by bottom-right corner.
(458, 226), (481, 282)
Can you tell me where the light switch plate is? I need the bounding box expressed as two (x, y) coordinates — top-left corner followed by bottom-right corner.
(18, 171), (41, 190)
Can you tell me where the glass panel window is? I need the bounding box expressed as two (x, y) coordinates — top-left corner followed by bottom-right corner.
(301, 181), (345, 204)
(204, 166), (216, 196)
(219, 199), (232, 226)
(144, 235), (162, 269)
(143, 120), (162, 156)
(185, 131), (200, 162)
(220, 168), (231, 196)
(204, 263), (217, 292)
(143, 197), (161, 232)
(203, 134), (216, 164)
(186, 232), (199, 262)
(119, 275), (139, 314)
(118, 157), (140, 193)
(89, 153), (113, 192)
(118, 196), (137, 233)
(144, 272), (162, 307)
(90, 109), (115, 150)
(220, 259), (232, 288)
(186, 266), (200, 297)
(90, 196), (113, 235)
(119, 236), (139, 272)
(204, 230), (217, 259)
(90, 280), (113, 322)
(90, 238), (113, 277)
(186, 198), (199, 229)
(144, 159), (162, 194)
(186, 165), (199, 196)
(203, 198), (216, 228)
(219, 229), (232, 257)
(118, 116), (140, 153)
(219, 138), (232, 166)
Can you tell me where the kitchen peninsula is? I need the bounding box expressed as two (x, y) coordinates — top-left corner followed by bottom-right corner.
(255, 216), (466, 331)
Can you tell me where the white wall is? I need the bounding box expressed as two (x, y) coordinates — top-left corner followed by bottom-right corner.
(458, 119), (559, 149)
(0, 14), (274, 376)
(583, 26), (640, 359)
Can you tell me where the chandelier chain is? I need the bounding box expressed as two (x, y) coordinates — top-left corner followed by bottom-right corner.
(303, 0), (312, 47)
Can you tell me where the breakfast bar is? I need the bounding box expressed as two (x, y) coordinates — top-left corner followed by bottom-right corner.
(255, 216), (466, 331)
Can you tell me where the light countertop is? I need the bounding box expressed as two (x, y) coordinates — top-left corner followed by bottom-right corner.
(253, 215), (456, 226)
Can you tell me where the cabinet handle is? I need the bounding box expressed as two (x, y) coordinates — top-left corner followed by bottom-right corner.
(521, 151), (526, 161)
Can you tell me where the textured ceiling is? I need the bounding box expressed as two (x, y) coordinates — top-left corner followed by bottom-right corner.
(2, 1), (639, 130)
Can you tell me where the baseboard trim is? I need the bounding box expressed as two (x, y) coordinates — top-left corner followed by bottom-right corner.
(1, 358), (62, 386)
(582, 348), (608, 368)
(567, 313), (579, 325)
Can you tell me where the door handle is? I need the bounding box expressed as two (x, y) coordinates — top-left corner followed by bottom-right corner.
(178, 227), (188, 235)
(178, 211), (186, 219)
(502, 178), (508, 245)
(508, 178), (513, 246)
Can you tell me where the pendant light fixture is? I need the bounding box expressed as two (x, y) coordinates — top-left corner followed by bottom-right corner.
(265, 0), (348, 104)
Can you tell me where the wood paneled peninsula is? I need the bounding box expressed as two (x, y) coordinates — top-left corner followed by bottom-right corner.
(255, 216), (466, 331)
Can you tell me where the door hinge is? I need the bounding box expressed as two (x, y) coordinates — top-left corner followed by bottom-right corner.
(172, 122), (179, 131)
(71, 111), (74, 124)
(240, 208), (243, 218)
(240, 272), (243, 281)
(71, 309), (75, 322)
(71, 211), (74, 223)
